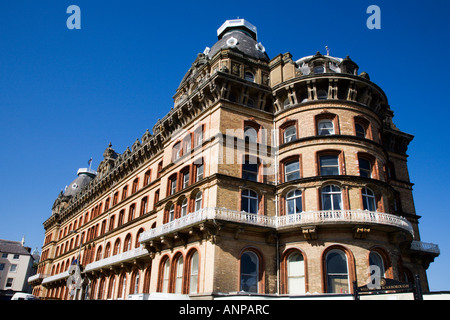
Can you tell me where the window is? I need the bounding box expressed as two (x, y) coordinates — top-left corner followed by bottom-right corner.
(369, 251), (385, 277)
(244, 71), (255, 82)
(318, 119), (334, 136)
(196, 163), (204, 182)
(195, 191), (202, 211)
(359, 158), (372, 178)
(173, 142), (181, 161)
(189, 251), (199, 294)
(132, 178), (139, 194)
(321, 185), (342, 210)
(285, 160), (300, 181)
(169, 176), (177, 195)
(355, 123), (366, 138)
(13, 254), (19, 260)
(314, 65), (325, 73)
(242, 158), (258, 182)
(143, 170), (151, 186)
(175, 256), (184, 294)
(241, 189), (258, 214)
(183, 135), (192, 155)
(140, 197), (148, 216)
(286, 190), (302, 215)
(182, 170), (190, 189)
(124, 234), (132, 252)
(10, 264), (17, 272)
(6, 278), (13, 288)
(320, 155), (339, 175)
(132, 271), (140, 295)
(181, 198), (188, 217)
(283, 97), (290, 109)
(283, 125), (297, 143)
(326, 249), (349, 293)
(194, 126), (203, 147)
(317, 89), (328, 100)
(162, 258), (170, 293)
(362, 187), (376, 211)
(122, 185), (128, 200)
(169, 204), (175, 222)
(287, 252), (305, 294)
(240, 251), (259, 293)
(244, 126), (258, 143)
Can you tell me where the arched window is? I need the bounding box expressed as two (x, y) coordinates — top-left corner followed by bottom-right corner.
(287, 252), (305, 294)
(107, 275), (116, 299)
(244, 71), (255, 82)
(118, 273), (127, 299)
(189, 251), (199, 294)
(369, 251), (385, 278)
(169, 204), (175, 222)
(321, 185), (342, 210)
(318, 119), (334, 136)
(162, 258), (170, 293)
(286, 190), (302, 215)
(104, 242), (111, 258)
(241, 189), (258, 214)
(113, 239), (121, 255)
(240, 251), (259, 293)
(130, 270), (140, 295)
(135, 228), (144, 248)
(362, 187), (376, 211)
(181, 198), (188, 217)
(244, 126), (258, 143)
(326, 249), (349, 293)
(174, 255), (184, 294)
(195, 191), (203, 211)
(124, 234), (132, 252)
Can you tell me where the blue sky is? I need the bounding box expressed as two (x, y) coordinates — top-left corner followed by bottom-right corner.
(0, 0), (448, 291)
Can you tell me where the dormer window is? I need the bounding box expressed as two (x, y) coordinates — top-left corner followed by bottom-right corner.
(244, 71), (255, 82)
(314, 65), (325, 73)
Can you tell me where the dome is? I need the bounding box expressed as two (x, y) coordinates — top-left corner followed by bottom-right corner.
(63, 168), (97, 197)
(207, 19), (269, 61)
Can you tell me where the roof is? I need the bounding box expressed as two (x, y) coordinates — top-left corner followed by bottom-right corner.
(0, 239), (32, 256)
(208, 30), (269, 61)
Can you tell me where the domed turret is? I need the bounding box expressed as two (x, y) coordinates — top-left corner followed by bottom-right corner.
(208, 19), (269, 61)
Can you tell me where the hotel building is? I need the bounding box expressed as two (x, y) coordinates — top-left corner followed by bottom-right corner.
(29, 19), (439, 299)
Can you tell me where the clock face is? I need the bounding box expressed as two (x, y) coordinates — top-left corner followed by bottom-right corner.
(72, 183), (78, 189)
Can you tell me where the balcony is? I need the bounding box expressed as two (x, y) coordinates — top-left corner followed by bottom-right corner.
(28, 273), (48, 284)
(410, 240), (440, 255)
(139, 207), (414, 244)
(42, 271), (69, 285)
(84, 246), (150, 274)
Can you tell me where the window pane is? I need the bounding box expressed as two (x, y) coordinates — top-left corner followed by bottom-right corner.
(318, 120), (334, 135)
(190, 252), (199, 294)
(326, 250), (349, 293)
(287, 253), (305, 294)
(285, 161), (300, 181)
(240, 252), (258, 293)
(243, 161), (258, 181)
(244, 126), (257, 143)
(359, 158), (371, 178)
(320, 155), (339, 175)
(355, 123), (366, 138)
(284, 126), (297, 143)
